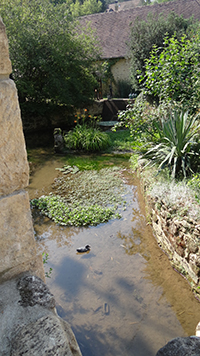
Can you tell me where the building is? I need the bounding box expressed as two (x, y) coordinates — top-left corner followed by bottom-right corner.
(78, 0), (200, 97)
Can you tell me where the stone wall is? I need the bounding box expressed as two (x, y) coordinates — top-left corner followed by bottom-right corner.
(111, 58), (131, 84)
(0, 16), (82, 356)
(0, 16), (44, 282)
(140, 181), (200, 298)
(151, 198), (200, 287)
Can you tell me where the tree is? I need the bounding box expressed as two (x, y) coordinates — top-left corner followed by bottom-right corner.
(0, 0), (99, 116)
(70, 0), (102, 17)
(50, 0), (105, 14)
(152, 0), (174, 3)
(143, 33), (200, 109)
(129, 11), (196, 91)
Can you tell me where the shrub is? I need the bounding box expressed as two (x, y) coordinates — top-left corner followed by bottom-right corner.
(115, 80), (132, 98)
(148, 180), (200, 220)
(129, 11), (195, 91)
(1, 0), (99, 116)
(107, 130), (134, 152)
(187, 174), (200, 204)
(64, 124), (111, 152)
(142, 109), (200, 178)
(113, 92), (160, 142)
(143, 34), (200, 109)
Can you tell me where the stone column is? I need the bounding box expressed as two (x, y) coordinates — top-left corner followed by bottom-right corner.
(0, 16), (44, 282)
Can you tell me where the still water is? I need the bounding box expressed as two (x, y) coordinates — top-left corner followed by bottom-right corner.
(27, 155), (200, 356)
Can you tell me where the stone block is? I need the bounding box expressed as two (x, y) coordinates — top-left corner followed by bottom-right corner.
(0, 79), (29, 196)
(17, 275), (55, 308)
(11, 315), (82, 356)
(0, 17), (12, 76)
(156, 336), (200, 356)
(0, 190), (44, 280)
(0, 275), (82, 356)
(173, 251), (198, 284)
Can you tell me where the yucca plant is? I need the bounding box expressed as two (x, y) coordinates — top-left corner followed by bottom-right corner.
(142, 109), (200, 178)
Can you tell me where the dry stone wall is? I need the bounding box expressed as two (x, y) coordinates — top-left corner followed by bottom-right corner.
(140, 180), (200, 298)
(150, 197), (200, 287)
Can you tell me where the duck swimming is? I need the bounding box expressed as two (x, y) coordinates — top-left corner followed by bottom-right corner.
(76, 244), (91, 253)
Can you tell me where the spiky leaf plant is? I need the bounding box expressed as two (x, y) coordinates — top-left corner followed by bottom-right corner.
(142, 109), (200, 178)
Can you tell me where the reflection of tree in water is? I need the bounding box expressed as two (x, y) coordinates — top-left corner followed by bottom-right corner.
(117, 229), (142, 256)
(32, 207), (80, 249)
(117, 208), (150, 260)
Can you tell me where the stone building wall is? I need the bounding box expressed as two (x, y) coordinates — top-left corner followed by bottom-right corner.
(111, 58), (131, 85)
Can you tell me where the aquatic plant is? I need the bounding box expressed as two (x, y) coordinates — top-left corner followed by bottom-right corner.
(42, 252), (52, 278)
(32, 195), (116, 226)
(31, 166), (128, 226)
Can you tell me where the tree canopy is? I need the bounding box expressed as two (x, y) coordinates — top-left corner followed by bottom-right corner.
(129, 11), (197, 92)
(0, 0), (100, 115)
(70, 0), (102, 17)
(143, 33), (200, 108)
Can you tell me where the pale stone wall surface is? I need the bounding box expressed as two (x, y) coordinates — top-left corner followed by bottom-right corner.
(0, 16), (43, 282)
(0, 275), (82, 356)
(0, 16), (82, 356)
(111, 58), (131, 84)
(0, 19), (12, 77)
(0, 79), (29, 196)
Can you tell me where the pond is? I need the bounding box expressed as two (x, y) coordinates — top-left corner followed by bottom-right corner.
(27, 151), (200, 356)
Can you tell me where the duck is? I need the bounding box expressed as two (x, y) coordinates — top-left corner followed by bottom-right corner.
(76, 244), (91, 253)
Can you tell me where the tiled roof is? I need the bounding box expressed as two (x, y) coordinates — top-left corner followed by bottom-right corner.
(78, 0), (200, 59)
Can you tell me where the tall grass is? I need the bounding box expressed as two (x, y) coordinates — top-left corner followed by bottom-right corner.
(64, 124), (111, 152)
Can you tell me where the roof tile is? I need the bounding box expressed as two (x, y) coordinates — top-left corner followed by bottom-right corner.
(79, 0), (200, 59)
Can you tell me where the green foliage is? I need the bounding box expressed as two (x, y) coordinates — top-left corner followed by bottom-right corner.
(152, 0), (174, 3)
(0, 0), (99, 115)
(74, 110), (101, 127)
(107, 130), (134, 151)
(142, 109), (200, 178)
(70, 0), (102, 17)
(143, 34), (200, 108)
(129, 11), (196, 91)
(64, 124), (111, 152)
(187, 174), (200, 204)
(59, 152), (130, 171)
(31, 166), (128, 226)
(42, 252), (53, 278)
(129, 154), (140, 171)
(113, 92), (159, 142)
(96, 59), (118, 96)
(50, 0), (106, 13)
(115, 80), (132, 98)
(32, 194), (115, 226)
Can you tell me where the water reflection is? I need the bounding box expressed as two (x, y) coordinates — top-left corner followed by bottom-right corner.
(27, 160), (200, 356)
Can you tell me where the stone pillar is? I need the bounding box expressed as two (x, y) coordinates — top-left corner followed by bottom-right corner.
(0, 16), (44, 282)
